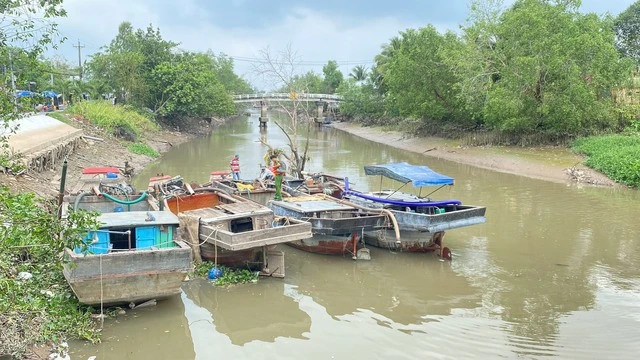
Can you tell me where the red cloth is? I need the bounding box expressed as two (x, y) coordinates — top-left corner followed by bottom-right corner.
(230, 157), (240, 172)
(82, 167), (120, 174)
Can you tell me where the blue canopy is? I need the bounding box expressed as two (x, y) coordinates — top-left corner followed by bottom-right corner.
(15, 90), (36, 98)
(41, 90), (58, 98)
(363, 162), (454, 187)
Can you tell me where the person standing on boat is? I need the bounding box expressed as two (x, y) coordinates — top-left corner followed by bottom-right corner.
(270, 154), (286, 200)
(230, 154), (241, 181)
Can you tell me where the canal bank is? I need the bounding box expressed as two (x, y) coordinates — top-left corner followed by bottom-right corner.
(0, 114), (236, 197)
(330, 121), (617, 187)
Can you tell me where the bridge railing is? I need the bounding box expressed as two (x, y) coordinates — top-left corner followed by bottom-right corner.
(232, 93), (342, 102)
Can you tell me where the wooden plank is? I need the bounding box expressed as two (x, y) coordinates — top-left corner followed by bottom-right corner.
(200, 221), (312, 251)
(64, 244), (192, 281)
(217, 201), (266, 214)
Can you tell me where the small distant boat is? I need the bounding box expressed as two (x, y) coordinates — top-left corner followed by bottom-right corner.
(63, 169), (191, 306)
(269, 194), (388, 258)
(342, 162), (487, 258)
(151, 176), (313, 277)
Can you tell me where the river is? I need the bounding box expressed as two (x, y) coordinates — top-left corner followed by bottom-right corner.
(70, 111), (640, 359)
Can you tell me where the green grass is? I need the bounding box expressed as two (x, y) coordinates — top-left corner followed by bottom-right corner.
(66, 100), (158, 138)
(127, 142), (160, 158)
(573, 135), (640, 187)
(45, 111), (72, 124)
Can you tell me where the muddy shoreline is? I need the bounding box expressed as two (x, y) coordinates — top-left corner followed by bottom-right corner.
(0, 115), (230, 197)
(331, 121), (617, 187)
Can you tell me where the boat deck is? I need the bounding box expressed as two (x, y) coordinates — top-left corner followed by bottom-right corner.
(274, 196), (354, 213)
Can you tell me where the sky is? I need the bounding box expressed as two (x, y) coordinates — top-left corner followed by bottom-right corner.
(47, 0), (637, 90)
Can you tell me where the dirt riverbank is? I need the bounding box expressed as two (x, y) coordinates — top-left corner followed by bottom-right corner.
(331, 121), (616, 187)
(0, 114), (227, 197)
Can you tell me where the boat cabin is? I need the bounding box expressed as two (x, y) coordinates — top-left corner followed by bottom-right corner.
(76, 211), (180, 254)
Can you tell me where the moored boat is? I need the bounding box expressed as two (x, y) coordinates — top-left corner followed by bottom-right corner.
(150, 176), (313, 277)
(63, 172), (191, 306)
(342, 162), (487, 259)
(269, 194), (388, 258)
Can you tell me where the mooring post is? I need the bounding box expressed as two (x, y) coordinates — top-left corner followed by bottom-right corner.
(259, 100), (269, 127)
(315, 100), (324, 124)
(57, 159), (68, 219)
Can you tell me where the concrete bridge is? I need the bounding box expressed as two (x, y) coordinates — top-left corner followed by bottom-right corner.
(233, 93), (341, 127)
(232, 93), (342, 103)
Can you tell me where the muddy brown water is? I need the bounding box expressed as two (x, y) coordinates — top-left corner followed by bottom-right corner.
(70, 111), (640, 359)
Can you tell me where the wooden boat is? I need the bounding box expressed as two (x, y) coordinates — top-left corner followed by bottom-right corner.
(151, 177), (312, 277)
(62, 202), (191, 306)
(342, 162), (487, 258)
(206, 171), (344, 206)
(268, 194), (388, 258)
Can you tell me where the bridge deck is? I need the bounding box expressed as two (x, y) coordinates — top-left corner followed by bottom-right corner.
(233, 93), (342, 103)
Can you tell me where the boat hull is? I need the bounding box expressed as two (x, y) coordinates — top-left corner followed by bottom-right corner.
(287, 234), (363, 255)
(199, 243), (265, 269)
(389, 206), (486, 232)
(62, 242), (192, 306)
(363, 230), (445, 253)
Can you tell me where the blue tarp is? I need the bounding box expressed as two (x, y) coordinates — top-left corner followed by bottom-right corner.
(363, 162), (455, 187)
(41, 90), (58, 98)
(15, 90), (36, 98)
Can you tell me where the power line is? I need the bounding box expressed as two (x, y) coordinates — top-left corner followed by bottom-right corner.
(229, 55), (375, 66)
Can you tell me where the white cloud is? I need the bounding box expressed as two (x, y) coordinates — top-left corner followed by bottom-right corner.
(53, 1), (456, 89)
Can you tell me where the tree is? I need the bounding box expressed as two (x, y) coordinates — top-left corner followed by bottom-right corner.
(86, 22), (177, 108)
(382, 26), (470, 130)
(279, 70), (324, 93)
(1, 0), (66, 171)
(336, 78), (385, 123)
(253, 45), (314, 177)
(480, 0), (631, 136)
(322, 60), (344, 94)
(152, 52), (234, 119)
(208, 52), (253, 94)
(349, 65), (368, 82)
(614, 1), (640, 63)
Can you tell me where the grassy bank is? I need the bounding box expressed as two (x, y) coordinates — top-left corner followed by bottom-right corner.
(66, 100), (158, 141)
(0, 188), (101, 358)
(573, 135), (640, 188)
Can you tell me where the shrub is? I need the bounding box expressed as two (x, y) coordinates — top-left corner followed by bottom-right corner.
(573, 135), (640, 187)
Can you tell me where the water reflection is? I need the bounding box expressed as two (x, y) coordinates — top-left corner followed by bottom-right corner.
(69, 295), (195, 360)
(284, 246), (479, 326)
(183, 279), (311, 345)
(112, 113), (640, 359)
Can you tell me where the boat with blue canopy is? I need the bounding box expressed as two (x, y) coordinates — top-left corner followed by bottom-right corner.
(342, 162), (486, 259)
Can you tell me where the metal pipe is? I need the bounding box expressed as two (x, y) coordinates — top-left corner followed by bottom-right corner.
(318, 193), (401, 243)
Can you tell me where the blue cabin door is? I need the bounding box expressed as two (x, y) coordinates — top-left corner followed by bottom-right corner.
(136, 226), (157, 250)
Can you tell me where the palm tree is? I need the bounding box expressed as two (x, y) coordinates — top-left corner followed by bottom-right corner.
(349, 65), (368, 82)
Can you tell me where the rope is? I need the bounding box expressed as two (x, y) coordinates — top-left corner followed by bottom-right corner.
(99, 254), (104, 329)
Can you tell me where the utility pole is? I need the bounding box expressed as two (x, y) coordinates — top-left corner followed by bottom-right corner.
(73, 39), (84, 80)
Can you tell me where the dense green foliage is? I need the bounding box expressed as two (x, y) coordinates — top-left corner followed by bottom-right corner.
(573, 135), (640, 187)
(322, 60), (344, 94)
(339, 0), (637, 143)
(85, 22), (247, 123)
(0, 187), (101, 357)
(614, 1), (640, 62)
(191, 262), (259, 286)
